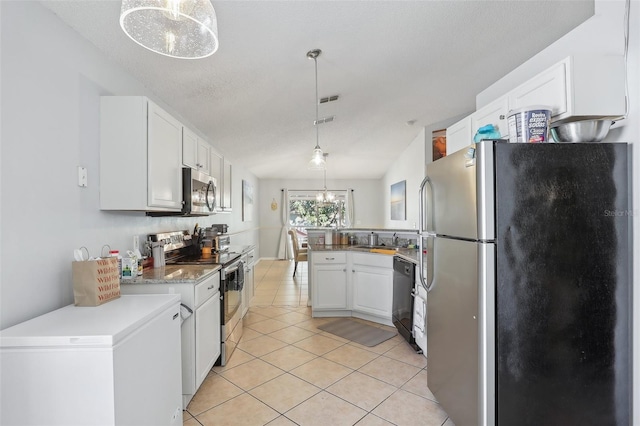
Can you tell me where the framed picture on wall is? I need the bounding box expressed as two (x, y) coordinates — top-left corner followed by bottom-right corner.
(433, 128), (446, 161)
(390, 180), (406, 220)
(242, 180), (253, 222)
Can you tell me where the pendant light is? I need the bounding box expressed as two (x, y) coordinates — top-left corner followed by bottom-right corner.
(120, 0), (219, 59)
(307, 49), (326, 170)
(316, 154), (335, 204)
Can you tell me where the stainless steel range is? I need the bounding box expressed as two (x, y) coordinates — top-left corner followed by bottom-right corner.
(148, 227), (244, 366)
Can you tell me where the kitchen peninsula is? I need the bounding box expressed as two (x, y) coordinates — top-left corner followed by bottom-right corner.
(308, 241), (419, 326)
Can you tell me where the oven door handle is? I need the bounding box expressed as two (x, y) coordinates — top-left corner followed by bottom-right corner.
(224, 262), (241, 275)
(237, 263), (245, 291)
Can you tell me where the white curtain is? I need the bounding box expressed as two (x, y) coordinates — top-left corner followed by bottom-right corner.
(344, 188), (355, 228)
(276, 189), (291, 260)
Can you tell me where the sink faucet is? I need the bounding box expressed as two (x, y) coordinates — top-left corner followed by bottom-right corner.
(392, 233), (398, 246)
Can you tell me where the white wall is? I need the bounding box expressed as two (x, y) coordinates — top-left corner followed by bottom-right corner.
(0, 2), (259, 329)
(382, 128), (426, 229)
(381, 115), (469, 230)
(259, 178), (383, 258)
(478, 1), (639, 422)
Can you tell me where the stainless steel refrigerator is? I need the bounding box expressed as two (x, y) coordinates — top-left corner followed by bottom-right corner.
(418, 140), (631, 426)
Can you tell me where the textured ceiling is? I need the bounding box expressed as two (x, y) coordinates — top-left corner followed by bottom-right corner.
(41, 0), (594, 179)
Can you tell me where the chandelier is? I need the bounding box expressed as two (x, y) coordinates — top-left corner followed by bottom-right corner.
(317, 154), (336, 204)
(307, 49), (326, 170)
(119, 0), (219, 59)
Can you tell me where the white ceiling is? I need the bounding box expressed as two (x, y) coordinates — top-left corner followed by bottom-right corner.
(41, 0), (594, 180)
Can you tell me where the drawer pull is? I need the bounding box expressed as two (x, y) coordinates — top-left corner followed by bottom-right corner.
(325, 257), (335, 260)
(207, 285), (215, 290)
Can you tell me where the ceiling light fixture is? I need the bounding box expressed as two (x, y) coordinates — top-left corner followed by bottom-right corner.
(119, 0), (219, 59)
(317, 153), (336, 204)
(307, 48), (326, 170)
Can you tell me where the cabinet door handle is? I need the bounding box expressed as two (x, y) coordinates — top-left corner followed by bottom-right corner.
(207, 285), (215, 290)
(352, 269), (355, 273)
(343, 269), (347, 272)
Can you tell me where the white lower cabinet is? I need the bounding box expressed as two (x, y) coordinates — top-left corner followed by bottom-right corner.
(241, 249), (256, 316)
(312, 252), (348, 310)
(195, 293), (220, 390)
(351, 253), (393, 319)
(311, 251), (393, 325)
(121, 271), (221, 408)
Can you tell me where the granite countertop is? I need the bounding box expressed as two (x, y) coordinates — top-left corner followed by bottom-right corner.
(120, 264), (221, 285)
(309, 244), (420, 265)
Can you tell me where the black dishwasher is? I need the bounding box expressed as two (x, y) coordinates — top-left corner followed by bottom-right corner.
(392, 257), (420, 352)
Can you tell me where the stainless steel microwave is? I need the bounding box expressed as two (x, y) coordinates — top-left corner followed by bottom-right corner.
(182, 168), (217, 216)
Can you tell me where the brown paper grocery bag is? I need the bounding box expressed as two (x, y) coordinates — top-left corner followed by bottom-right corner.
(72, 257), (121, 306)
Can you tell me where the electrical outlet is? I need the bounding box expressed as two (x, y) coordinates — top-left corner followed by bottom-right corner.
(78, 166), (88, 187)
(171, 407), (181, 422)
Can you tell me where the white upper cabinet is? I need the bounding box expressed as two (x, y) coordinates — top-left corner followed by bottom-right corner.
(182, 127), (198, 169)
(446, 116), (472, 156)
(445, 55), (626, 157)
(507, 55), (626, 123)
(209, 149), (232, 212)
(209, 148), (224, 211)
(222, 159), (232, 211)
(508, 61), (567, 117)
(100, 96), (183, 212)
(182, 127), (211, 173)
(471, 95), (510, 139)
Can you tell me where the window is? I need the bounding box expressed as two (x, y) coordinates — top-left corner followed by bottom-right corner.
(288, 190), (347, 228)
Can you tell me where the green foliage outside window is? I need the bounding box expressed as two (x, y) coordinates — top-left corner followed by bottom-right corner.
(289, 199), (346, 228)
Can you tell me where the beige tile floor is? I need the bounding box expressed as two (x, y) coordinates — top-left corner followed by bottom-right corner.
(183, 260), (455, 426)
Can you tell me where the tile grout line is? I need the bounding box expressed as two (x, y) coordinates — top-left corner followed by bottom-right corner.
(187, 260), (442, 426)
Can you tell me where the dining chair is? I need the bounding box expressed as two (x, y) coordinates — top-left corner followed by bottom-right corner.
(288, 229), (308, 277)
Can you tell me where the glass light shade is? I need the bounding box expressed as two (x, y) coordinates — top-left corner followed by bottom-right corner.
(120, 0), (219, 59)
(317, 190), (335, 203)
(308, 147), (326, 170)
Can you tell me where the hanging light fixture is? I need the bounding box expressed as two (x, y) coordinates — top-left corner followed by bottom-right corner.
(317, 153), (336, 204)
(120, 0), (219, 59)
(307, 49), (326, 170)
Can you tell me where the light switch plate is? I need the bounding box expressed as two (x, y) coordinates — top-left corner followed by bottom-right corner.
(78, 166), (87, 187)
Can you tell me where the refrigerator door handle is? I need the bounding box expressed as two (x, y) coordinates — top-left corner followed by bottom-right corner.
(418, 234), (435, 292)
(418, 176), (435, 291)
(425, 235), (435, 292)
(418, 176), (433, 234)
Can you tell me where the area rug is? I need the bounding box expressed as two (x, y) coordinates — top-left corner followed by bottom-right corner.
(318, 318), (397, 347)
